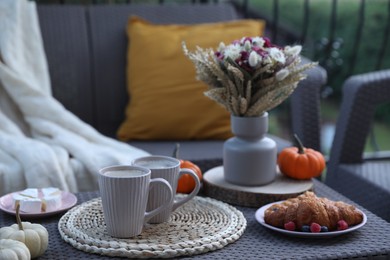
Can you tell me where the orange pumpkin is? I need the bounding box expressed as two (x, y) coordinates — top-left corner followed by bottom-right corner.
(177, 160), (203, 194)
(278, 134), (326, 180)
(173, 143), (203, 194)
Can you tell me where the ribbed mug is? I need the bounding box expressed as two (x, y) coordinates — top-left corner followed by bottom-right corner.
(133, 155), (200, 223)
(98, 165), (173, 238)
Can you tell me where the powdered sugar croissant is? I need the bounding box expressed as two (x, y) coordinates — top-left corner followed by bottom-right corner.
(264, 191), (363, 231)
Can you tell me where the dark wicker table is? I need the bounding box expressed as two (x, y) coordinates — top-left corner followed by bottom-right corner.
(1, 165), (390, 259)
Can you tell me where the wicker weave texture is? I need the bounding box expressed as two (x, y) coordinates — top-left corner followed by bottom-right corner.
(58, 195), (246, 258)
(326, 69), (390, 222)
(290, 57), (327, 151)
(1, 180), (390, 259)
(329, 69), (390, 164)
(37, 6), (94, 127)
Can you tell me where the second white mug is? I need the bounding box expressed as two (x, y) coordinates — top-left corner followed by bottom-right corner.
(133, 155), (200, 223)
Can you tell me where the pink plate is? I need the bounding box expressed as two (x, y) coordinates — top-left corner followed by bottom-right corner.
(0, 190), (77, 218)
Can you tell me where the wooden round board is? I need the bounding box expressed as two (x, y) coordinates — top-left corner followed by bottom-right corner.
(203, 166), (314, 208)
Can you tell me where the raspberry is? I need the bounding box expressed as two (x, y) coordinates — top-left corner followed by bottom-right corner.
(310, 222), (321, 233)
(284, 221), (296, 231)
(337, 220), (349, 230)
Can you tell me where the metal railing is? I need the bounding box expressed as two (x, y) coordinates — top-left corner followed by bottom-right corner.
(235, 0), (390, 96)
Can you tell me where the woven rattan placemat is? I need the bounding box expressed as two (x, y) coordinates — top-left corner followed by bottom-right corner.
(58, 195), (246, 258)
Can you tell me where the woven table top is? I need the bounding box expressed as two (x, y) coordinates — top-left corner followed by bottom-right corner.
(1, 166), (390, 259)
(58, 195), (246, 258)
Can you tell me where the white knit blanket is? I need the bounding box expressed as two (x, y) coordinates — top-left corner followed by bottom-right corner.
(0, 0), (149, 195)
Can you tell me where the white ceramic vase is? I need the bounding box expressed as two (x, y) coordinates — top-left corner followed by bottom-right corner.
(223, 112), (277, 186)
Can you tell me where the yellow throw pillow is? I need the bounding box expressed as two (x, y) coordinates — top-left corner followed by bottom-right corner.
(117, 16), (265, 140)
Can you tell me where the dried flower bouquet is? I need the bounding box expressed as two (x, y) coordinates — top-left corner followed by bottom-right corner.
(183, 37), (317, 117)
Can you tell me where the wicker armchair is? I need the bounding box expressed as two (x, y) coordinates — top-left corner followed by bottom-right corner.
(325, 69), (390, 222)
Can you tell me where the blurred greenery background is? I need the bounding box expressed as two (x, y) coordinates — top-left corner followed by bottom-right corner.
(247, 0), (390, 155)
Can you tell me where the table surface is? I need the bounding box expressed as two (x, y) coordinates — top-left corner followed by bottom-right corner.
(1, 180), (390, 259)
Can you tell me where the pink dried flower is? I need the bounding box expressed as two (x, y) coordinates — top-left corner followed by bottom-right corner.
(215, 36), (297, 74)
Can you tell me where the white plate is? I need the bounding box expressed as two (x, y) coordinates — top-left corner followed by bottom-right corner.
(0, 190), (77, 218)
(255, 200), (367, 238)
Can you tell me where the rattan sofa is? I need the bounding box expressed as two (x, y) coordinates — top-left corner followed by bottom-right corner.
(37, 2), (327, 160)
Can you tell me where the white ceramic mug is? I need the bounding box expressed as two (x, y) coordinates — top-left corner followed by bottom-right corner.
(98, 165), (173, 238)
(132, 155), (200, 223)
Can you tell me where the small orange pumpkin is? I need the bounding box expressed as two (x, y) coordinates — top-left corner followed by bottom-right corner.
(173, 144), (203, 194)
(278, 134), (326, 180)
(177, 160), (203, 194)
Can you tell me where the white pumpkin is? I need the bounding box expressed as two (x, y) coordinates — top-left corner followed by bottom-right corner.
(0, 204), (48, 258)
(0, 239), (31, 260)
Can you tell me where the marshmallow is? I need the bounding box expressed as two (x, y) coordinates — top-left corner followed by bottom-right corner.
(42, 195), (62, 212)
(12, 187), (62, 213)
(19, 188), (38, 198)
(12, 193), (27, 209)
(19, 198), (42, 213)
(42, 187), (61, 197)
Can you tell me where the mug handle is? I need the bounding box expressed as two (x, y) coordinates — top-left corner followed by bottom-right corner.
(144, 178), (173, 223)
(172, 168), (200, 211)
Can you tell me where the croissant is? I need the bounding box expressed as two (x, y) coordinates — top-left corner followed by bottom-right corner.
(264, 191), (363, 231)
